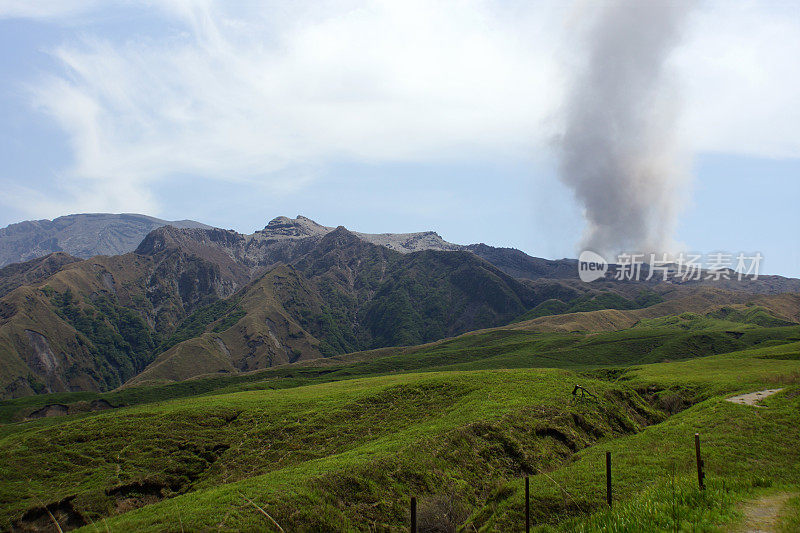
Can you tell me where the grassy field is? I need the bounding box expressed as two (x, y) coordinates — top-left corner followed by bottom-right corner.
(2, 313), (798, 424)
(1, 370), (661, 530)
(0, 335), (799, 530)
(1, 308), (800, 531)
(481, 343), (800, 531)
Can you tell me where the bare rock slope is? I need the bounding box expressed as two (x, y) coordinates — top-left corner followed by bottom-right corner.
(0, 213), (209, 267)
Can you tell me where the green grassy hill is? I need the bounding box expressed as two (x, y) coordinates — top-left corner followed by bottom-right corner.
(1, 308), (800, 531)
(2, 303), (798, 424)
(1, 342), (799, 531)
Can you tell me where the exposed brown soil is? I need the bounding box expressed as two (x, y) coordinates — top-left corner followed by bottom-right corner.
(25, 399), (113, 420)
(11, 497), (86, 532)
(107, 481), (168, 514)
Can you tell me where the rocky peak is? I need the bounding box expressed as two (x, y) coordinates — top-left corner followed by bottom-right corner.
(259, 216), (332, 240)
(255, 216), (462, 254)
(353, 229), (462, 254)
(135, 226), (243, 256)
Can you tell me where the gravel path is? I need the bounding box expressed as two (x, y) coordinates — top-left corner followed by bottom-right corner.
(726, 389), (783, 406)
(733, 492), (795, 532)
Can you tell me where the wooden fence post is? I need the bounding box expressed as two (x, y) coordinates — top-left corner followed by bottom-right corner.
(606, 452), (612, 507)
(695, 433), (705, 490)
(411, 496), (417, 533)
(525, 476), (530, 533)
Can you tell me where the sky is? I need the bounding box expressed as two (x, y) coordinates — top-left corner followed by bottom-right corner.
(0, 0), (798, 276)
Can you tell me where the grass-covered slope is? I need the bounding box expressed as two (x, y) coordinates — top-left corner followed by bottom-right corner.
(0, 252), (81, 298)
(0, 369), (663, 531)
(481, 351), (800, 531)
(1, 303), (798, 424)
(129, 238), (543, 386)
(129, 265), (328, 383)
(0, 245), (241, 398)
(1, 340), (799, 531)
(511, 288), (665, 323)
(290, 228), (538, 352)
(128, 292), (800, 391)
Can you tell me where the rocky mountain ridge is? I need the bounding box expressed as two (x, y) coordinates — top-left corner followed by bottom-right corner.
(0, 223), (540, 397)
(2, 214), (799, 399)
(0, 213), (210, 267)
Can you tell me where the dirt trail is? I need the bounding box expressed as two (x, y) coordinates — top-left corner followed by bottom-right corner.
(733, 492), (795, 532)
(726, 389), (783, 406)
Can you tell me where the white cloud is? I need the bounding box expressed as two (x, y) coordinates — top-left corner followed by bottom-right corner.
(3, 0), (800, 216)
(9, 0), (565, 215)
(675, 0), (800, 158)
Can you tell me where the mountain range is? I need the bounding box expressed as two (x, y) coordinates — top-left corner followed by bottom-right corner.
(1, 213), (799, 399)
(0, 213), (570, 279)
(0, 213), (211, 267)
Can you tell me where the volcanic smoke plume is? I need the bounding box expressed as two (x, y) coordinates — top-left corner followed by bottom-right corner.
(560, 0), (695, 259)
